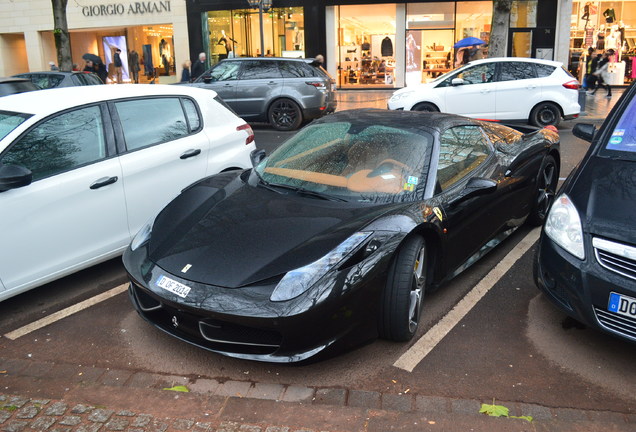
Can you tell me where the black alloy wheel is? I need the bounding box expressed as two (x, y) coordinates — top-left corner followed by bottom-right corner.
(268, 98), (303, 131)
(379, 236), (427, 342)
(530, 102), (561, 127)
(412, 102), (439, 112)
(527, 154), (558, 226)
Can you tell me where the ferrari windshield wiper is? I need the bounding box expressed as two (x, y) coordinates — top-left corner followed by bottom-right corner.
(266, 182), (347, 202)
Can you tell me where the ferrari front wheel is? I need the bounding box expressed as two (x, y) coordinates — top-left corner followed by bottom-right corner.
(527, 155), (558, 226)
(379, 236), (427, 342)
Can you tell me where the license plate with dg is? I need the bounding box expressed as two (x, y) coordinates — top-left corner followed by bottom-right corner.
(608, 292), (636, 318)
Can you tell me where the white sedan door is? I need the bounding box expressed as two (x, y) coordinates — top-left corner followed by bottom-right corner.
(113, 97), (211, 237)
(0, 105), (129, 294)
(444, 62), (497, 118)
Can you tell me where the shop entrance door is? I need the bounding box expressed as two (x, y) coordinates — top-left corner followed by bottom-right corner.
(510, 30), (533, 57)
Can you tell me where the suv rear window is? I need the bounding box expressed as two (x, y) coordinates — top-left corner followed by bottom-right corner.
(279, 61), (321, 78)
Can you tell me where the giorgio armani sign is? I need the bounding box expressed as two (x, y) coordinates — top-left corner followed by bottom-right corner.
(81, 1), (171, 17)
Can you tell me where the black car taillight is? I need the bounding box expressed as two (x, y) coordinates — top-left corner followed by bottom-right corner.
(237, 123), (254, 145)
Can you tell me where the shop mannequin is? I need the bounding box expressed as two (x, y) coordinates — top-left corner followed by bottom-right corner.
(596, 25), (606, 50)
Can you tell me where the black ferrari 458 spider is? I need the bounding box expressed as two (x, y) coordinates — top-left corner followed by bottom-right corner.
(123, 109), (560, 363)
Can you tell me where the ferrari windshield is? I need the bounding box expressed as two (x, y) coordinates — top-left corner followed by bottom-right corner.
(255, 121), (433, 202)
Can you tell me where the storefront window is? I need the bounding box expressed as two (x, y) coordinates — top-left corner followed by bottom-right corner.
(511, 1), (538, 28)
(337, 4), (397, 88)
(569, 1), (635, 85)
(406, 3), (454, 86)
(207, 7), (304, 64)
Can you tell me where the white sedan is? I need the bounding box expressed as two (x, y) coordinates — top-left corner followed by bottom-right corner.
(0, 84), (256, 301)
(388, 57), (580, 127)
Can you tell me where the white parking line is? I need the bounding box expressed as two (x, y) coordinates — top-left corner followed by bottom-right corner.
(3, 283), (129, 340)
(393, 228), (540, 372)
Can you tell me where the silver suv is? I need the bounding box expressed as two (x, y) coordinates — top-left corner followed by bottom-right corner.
(189, 57), (336, 131)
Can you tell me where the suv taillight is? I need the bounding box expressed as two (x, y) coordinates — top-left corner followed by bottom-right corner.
(562, 80), (580, 90)
(237, 124), (254, 145)
(306, 81), (327, 90)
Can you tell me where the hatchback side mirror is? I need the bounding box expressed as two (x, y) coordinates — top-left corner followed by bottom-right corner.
(451, 78), (465, 86)
(0, 163), (32, 192)
(572, 123), (596, 143)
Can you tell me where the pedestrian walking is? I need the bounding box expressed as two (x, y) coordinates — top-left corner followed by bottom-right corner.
(114, 48), (123, 83)
(181, 60), (192, 82)
(128, 50), (140, 83)
(191, 52), (206, 81)
(591, 49), (614, 97)
(583, 47), (597, 91)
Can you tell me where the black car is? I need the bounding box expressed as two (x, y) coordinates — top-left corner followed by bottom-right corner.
(0, 77), (39, 96)
(534, 82), (636, 343)
(13, 71), (103, 89)
(186, 57), (336, 131)
(123, 109), (560, 363)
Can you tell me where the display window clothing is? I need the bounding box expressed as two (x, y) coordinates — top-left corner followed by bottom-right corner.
(596, 31), (605, 49)
(603, 8), (616, 23)
(381, 37), (393, 57)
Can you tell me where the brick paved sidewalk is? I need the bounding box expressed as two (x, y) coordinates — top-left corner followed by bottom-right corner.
(2, 355), (636, 432)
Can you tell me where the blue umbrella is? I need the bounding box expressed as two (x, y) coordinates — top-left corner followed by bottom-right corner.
(454, 37), (486, 49)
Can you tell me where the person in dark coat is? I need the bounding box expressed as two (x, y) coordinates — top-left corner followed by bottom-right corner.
(191, 52), (207, 81)
(181, 60), (192, 83)
(84, 60), (108, 83)
(114, 48), (123, 83)
(128, 50), (140, 83)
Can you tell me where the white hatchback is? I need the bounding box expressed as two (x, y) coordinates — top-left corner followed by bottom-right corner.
(0, 84), (256, 301)
(388, 57), (580, 127)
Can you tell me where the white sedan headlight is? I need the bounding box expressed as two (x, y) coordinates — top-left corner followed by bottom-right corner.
(544, 194), (585, 260)
(270, 232), (373, 302)
(389, 91), (414, 102)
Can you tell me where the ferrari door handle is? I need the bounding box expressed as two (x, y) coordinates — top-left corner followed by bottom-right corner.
(180, 149), (201, 160)
(90, 176), (118, 190)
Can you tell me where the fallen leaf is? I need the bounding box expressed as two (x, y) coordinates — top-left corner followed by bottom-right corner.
(162, 385), (190, 392)
(479, 403), (509, 418)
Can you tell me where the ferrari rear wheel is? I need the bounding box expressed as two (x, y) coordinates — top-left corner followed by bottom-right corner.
(379, 236), (427, 342)
(527, 155), (558, 226)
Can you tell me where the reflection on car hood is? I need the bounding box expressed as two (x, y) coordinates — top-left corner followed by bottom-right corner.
(148, 172), (399, 288)
(571, 156), (636, 244)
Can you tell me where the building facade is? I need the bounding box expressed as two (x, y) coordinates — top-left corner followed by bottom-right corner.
(0, 0), (189, 82)
(186, 0), (569, 88)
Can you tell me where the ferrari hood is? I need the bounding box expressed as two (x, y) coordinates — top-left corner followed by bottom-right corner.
(570, 156), (636, 244)
(148, 172), (398, 288)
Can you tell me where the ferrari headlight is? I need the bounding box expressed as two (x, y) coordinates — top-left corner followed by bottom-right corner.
(544, 194), (585, 260)
(270, 231), (373, 302)
(130, 216), (156, 251)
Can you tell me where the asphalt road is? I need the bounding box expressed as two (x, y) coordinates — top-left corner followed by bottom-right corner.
(1, 116), (634, 419)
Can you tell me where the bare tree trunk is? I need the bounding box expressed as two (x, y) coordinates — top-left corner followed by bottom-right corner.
(51, 0), (72, 71)
(488, 0), (512, 58)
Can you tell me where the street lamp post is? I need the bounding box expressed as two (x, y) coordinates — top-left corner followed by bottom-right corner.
(247, 0), (272, 57)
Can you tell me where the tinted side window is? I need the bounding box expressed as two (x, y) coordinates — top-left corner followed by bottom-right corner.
(182, 98), (201, 131)
(239, 61), (282, 80)
(1, 105), (106, 181)
(456, 63), (495, 85)
(115, 98), (189, 151)
(437, 126), (491, 191)
(536, 64), (557, 77)
(279, 61), (319, 78)
(208, 61), (241, 81)
(498, 62), (537, 81)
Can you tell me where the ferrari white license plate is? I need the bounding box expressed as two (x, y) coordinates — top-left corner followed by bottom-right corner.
(156, 275), (191, 298)
(608, 292), (636, 318)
